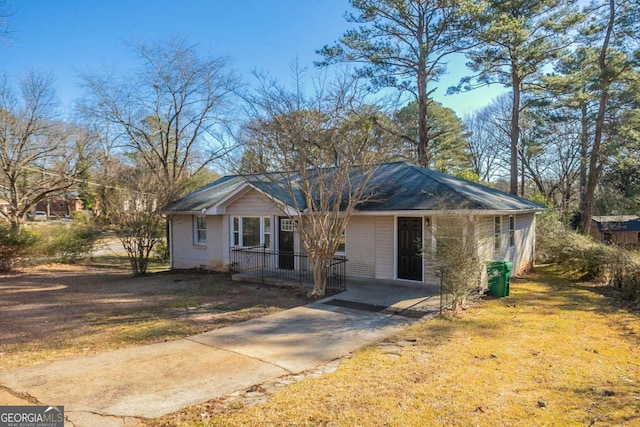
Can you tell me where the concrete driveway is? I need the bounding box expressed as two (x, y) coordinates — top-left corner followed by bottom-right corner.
(0, 280), (439, 427)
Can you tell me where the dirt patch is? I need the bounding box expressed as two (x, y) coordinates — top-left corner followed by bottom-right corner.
(0, 260), (317, 370)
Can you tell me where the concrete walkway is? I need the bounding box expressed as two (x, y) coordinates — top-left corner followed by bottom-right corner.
(0, 281), (440, 427)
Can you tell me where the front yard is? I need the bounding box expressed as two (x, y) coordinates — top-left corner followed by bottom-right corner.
(0, 258), (315, 371)
(151, 266), (640, 427)
(1, 260), (638, 426)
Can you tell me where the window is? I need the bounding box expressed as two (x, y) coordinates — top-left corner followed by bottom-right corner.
(263, 217), (271, 247)
(280, 219), (294, 232)
(494, 216), (501, 253)
(194, 216), (206, 244)
(509, 215), (515, 247)
(242, 217), (260, 246)
(232, 217), (272, 247)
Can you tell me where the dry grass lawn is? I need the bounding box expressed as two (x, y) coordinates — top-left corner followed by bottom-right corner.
(158, 266), (639, 427)
(0, 258), (315, 371)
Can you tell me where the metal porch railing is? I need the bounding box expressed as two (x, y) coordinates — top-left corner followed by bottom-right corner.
(229, 246), (347, 294)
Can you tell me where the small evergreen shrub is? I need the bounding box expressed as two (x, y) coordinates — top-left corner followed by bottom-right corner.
(153, 239), (170, 263)
(36, 222), (101, 262)
(0, 224), (39, 271)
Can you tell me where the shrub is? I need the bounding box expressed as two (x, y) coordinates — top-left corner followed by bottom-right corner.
(153, 239), (170, 263)
(426, 216), (484, 312)
(0, 224), (39, 271)
(610, 248), (640, 305)
(536, 209), (615, 280)
(535, 209), (567, 264)
(537, 211), (640, 303)
(36, 222), (101, 262)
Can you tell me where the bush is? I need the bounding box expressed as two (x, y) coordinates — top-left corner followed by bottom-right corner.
(537, 211), (640, 303)
(427, 216), (484, 312)
(153, 239), (170, 263)
(536, 209), (615, 280)
(0, 224), (39, 271)
(36, 222), (101, 262)
(610, 248), (640, 305)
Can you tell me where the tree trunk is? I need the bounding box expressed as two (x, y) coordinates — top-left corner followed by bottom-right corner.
(414, 7), (430, 169)
(510, 67), (521, 196)
(9, 217), (21, 234)
(309, 255), (327, 297)
(520, 149), (525, 196)
(579, 0), (615, 235)
(578, 103), (589, 229)
(581, 89), (609, 235)
(417, 67), (430, 168)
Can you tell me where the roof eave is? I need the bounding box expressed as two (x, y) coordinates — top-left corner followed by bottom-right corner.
(353, 208), (545, 216)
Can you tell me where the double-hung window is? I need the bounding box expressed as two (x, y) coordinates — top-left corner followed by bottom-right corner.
(509, 215), (515, 247)
(194, 216), (207, 245)
(232, 216), (271, 247)
(494, 216), (501, 253)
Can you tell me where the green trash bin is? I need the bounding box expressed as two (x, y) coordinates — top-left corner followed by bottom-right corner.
(487, 261), (508, 297)
(503, 261), (513, 296)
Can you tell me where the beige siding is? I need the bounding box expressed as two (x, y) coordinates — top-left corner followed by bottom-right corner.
(375, 216), (394, 279)
(225, 189), (283, 216)
(514, 213), (535, 274)
(170, 215), (226, 271)
(345, 216), (377, 277)
(477, 216), (496, 289)
(424, 217), (437, 284)
(488, 213), (536, 276)
(342, 216), (395, 279)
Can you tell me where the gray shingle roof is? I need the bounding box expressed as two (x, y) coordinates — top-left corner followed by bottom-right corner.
(163, 162), (546, 214)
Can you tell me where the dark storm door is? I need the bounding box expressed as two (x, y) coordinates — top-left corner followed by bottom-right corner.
(397, 217), (423, 281)
(278, 217), (294, 270)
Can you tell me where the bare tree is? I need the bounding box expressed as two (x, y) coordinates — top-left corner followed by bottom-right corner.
(464, 96), (512, 183)
(465, 100), (508, 182)
(425, 215), (483, 312)
(79, 36), (241, 200)
(242, 72), (393, 296)
(100, 166), (165, 275)
(0, 72), (90, 231)
(0, 0), (12, 44)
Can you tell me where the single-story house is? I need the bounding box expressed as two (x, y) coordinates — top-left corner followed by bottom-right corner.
(163, 162), (545, 288)
(590, 215), (640, 246)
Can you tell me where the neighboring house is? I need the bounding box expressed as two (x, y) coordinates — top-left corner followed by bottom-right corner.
(163, 162), (545, 288)
(35, 192), (84, 217)
(590, 215), (640, 246)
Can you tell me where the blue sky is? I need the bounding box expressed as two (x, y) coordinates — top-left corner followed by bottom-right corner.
(1, 0), (504, 118)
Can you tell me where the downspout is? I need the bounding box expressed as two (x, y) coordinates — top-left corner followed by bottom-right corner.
(168, 218), (173, 270)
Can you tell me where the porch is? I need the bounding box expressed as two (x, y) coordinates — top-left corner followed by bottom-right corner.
(230, 247), (449, 317)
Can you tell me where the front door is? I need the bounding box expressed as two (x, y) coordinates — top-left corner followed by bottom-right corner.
(397, 217), (423, 281)
(278, 217), (294, 270)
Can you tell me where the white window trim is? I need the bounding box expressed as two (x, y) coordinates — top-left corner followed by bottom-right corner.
(194, 215), (207, 246)
(231, 216), (272, 248)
